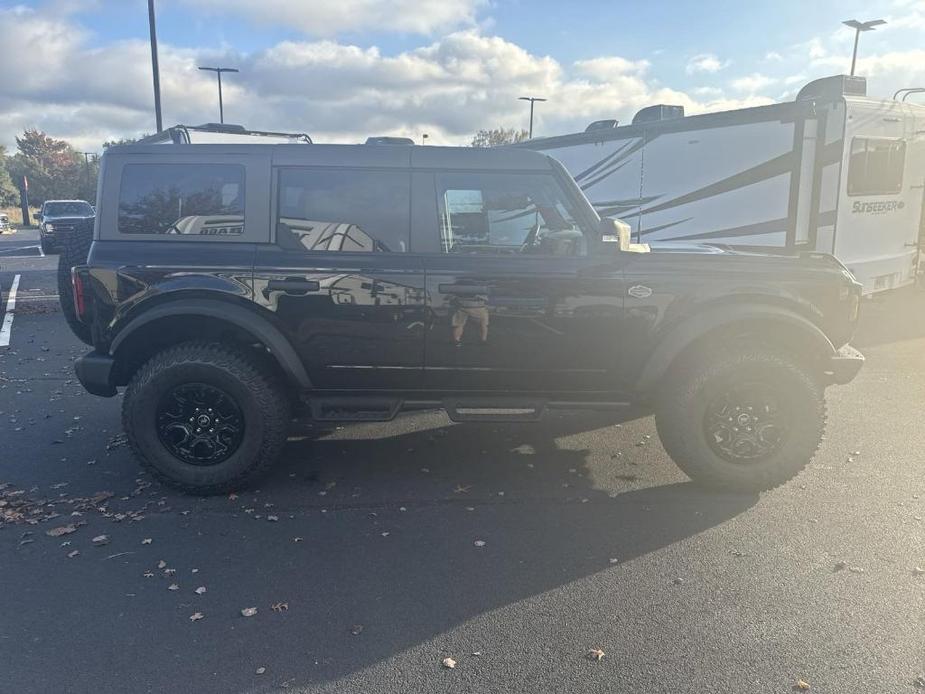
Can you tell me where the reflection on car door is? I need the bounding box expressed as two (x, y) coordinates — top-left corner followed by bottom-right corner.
(417, 171), (628, 393)
(254, 166), (426, 390)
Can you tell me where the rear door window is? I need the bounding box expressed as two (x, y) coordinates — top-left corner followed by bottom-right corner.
(847, 137), (906, 196)
(118, 164), (245, 236)
(276, 168), (410, 253)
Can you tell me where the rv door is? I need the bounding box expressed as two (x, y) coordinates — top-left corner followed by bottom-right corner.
(835, 100), (924, 294)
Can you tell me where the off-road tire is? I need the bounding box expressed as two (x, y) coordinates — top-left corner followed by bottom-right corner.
(655, 345), (826, 493)
(56, 222), (93, 345)
(122, 341), (291, 495)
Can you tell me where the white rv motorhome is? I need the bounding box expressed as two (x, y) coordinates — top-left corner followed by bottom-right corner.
(518, 75), (925, 294)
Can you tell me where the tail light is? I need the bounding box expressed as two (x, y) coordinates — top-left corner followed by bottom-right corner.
(71, 268), (86, 319)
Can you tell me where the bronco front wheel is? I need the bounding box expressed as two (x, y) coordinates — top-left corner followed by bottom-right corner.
(655, 346), (826, 492)
(122, 342), (290, 494)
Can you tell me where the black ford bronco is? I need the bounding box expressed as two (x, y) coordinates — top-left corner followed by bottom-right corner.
(70, 143), (863, 494)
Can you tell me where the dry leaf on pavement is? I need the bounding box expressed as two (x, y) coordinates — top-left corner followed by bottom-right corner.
(474, 540), (486, 547)
(271, 602), (289, 612)
(350, 624), (364, 635)
(157, 560), (167, 569)
(195, 586), (207, 595)
(168, 584), (179, 591)
(141, 538), (152, 545)
(46, 525), (77, 538)
(67, 550), (80, 558)
(189, 612), (204, 622)
(795, 680), (810, 690)
(241, 607), (258, 617)
(255, 667), (266, 675)
(587, 648), (605, 662)
(91, 535), (110, 546)
(442, 657), (457, 669)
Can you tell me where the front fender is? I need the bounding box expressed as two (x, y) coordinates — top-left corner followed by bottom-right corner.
(635, 304), (836, 392)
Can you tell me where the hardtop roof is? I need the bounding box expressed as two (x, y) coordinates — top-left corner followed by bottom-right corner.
(103, 143), (555, 171)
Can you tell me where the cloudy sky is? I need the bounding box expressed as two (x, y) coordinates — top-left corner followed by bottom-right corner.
(1, 0), (923, 151)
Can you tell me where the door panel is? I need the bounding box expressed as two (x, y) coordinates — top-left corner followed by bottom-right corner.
(254, 249), (426, 389)
(425, 255), (626, 392)
(255, 165), (426, 390)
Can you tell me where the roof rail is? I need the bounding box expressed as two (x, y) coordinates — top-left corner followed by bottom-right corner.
(893, 87), (925, 102)
(137, 124), (312, 144)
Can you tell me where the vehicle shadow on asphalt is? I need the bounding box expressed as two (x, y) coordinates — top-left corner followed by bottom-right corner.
(221, 413), (760, 687)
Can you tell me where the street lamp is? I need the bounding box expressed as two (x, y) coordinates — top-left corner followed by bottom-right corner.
(198, 66), (239, 124)
(842, 19), (886, 76)
(147, 0), (163, 132)
(518, 96), (547, 139)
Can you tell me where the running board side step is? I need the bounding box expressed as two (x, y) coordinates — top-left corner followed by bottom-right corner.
(444, 398), (547, 423)
(305, 396), (632, 423)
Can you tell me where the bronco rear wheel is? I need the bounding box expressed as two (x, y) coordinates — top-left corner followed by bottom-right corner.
(122, 341), (290, 494)
(655, 345), (826, 492)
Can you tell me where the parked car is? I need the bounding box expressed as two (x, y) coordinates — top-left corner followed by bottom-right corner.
(70, 142), (864, 495)
(38, 199), (95, 253)
(0, 212), (11, 234)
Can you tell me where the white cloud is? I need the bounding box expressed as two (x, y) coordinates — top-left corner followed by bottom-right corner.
(685, 53), (730, 74)
(574, 56), (650, 80)
(764, 51), (783, 62)
(179, 0), (485, 36)
(730, 73), (776, 93)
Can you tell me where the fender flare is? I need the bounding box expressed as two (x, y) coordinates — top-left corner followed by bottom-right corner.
(109, 298), (312, 389)
(635, 303), (836, 392)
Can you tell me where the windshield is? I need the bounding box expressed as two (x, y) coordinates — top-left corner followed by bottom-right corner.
(44, 201), (93, 217)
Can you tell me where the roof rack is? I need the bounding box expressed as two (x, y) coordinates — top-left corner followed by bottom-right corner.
(137, 124), (312, 145)
(893, 87), (925, 102)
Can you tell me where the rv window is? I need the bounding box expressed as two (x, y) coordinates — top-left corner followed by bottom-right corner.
(847, 137), (906, 196)
(436, 172), (588, 257)
(276, 168), (410, 253)
(118, 164), (245, 236)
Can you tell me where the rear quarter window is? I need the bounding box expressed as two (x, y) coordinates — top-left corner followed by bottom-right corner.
(118, 164), (245, 236)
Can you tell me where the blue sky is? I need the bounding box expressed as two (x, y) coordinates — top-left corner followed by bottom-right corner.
(1, 0), (923, 149)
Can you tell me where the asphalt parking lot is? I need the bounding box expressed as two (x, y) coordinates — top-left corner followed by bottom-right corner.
(1, 227), (924, 693)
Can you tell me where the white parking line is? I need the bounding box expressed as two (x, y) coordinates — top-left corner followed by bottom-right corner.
(0, 274), (21, 347)
(0, 245), (42, 258)
(37, 243), (45, 258)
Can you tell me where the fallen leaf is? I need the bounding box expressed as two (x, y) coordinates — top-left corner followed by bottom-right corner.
(195, 586), (207, 595)
(442, 657), (457, 669)
(255, 667), (266, 675)
(795, 679), (810, 690)
(46, 525), (77, 538)
(474, 540), (486, 547)
(587, 648), (605, 662)
(241, 607), (258, 617)
(189, 612), (203, 622)
(67, 550), (80, 558)
(350, 624), (364, 635)
(157, 560), (167, 569)
(271, 602), (289, 612)
(168, 584), (179, 591)
(91, 535), (110, 546)
(267, 515), (279, 522)
(141, 538), (152, 545)
(293, 537), (303, 543)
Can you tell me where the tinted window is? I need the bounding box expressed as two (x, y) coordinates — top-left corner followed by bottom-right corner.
(847, 137), (906, 196)
(44, 201), (93, 217)
(436, 173), (588, 256)
(277, 168), (410, 253)
(118, 164), (245, 236)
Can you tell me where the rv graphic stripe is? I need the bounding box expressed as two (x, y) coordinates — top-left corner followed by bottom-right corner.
(659, 217), (788, 242)
(638, 151), (797, 217)
(573, 140), (637, 182)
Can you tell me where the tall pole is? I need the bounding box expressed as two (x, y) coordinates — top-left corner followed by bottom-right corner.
(842, 19), (886, 77)
(198, 67), (239, 124)
(850, 27), (860, 76)
(147, 0), (163, 132)
(518, 96), (547, 139)
(217, 70), (224, 124)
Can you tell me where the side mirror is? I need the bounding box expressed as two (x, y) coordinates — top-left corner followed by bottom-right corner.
(599, 217), (650, 253)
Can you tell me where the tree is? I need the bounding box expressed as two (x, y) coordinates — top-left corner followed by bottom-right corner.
(6, 129), (83, 205)
(470, 127), (530, 148)
(0, 146), (19, 207)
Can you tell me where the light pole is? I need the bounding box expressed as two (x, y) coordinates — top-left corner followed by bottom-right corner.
(198, 66), (239, 124)
(147, 0), (163, 132)
(842, 19), (886, 76)
(518, 96), (547, 139)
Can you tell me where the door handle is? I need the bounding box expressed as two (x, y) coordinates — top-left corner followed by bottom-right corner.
(266, 278), (320, 294)
(439, 283), (489, 296)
